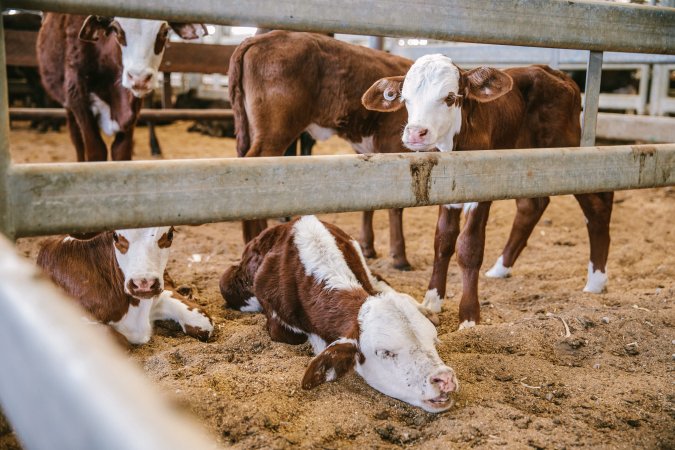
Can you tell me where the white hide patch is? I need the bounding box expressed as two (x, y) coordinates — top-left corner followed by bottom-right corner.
(350, 136), (375, 155)
(305, 124), (337, 141)
(485, 255), (512, 278)
(241, 296), (263, 312)
(293, 216), (362, 291)
(583, 262), (608, 293)
(350, 240), (394, 294)
(90, 93), (120, 136)
(444, 203), (464, 210)
(458, 320), (476, 331)
(109, 298), (154, 344)
(422, 288), (443, 313)
(151, 290), (213, 337)
(308, 333), (328, 354)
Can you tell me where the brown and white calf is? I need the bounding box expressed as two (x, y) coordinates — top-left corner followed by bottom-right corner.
(37, 14), (206, 161)
(219, 215), (458, 412)
(228, 30), (415, 270)
(38, 227), (213, 344)
(363, 54), (612, 329)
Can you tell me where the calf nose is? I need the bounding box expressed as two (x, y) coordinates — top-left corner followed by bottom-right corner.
(406, 125), (430, 144)
(130, 277), (161, 293)
(126, 70), (154, 91)
(429, 368), (458, 393)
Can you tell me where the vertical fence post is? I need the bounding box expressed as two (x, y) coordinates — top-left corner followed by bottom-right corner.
(581, 51), (603, 147)
(0, 6), (15, 240)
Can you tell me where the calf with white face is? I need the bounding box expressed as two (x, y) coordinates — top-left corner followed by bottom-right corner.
(78, 16), (207, 98)
(38, 14), (207, 161)
(38, 227), (213, 345)
(220, 216), (458, 412)
(363, 54), (612, 329)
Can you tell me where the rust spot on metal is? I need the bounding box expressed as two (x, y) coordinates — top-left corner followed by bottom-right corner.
(409, 155), (439, 204)
(359, 154), (374, 162)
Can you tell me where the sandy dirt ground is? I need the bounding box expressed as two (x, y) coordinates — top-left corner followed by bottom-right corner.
(3, 121), (674, 449)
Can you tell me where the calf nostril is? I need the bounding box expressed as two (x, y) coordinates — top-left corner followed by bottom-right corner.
(419, 128), (428, 137)
(150, 278), (161, 290)
(143, 73), (152, 83)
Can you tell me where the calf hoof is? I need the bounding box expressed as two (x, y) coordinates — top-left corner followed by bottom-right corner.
(457, 320), (477, 331)
(422, 289), (443, 313)
(393, 259), (413, 271)
(420, 308), (440, 326)
(360, 244), (377, 259)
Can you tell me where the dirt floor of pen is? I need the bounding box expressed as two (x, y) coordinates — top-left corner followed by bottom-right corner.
(4, 121), (674, 449)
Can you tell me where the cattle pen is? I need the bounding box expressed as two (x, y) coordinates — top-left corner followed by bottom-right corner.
(1, 1), (674, 449)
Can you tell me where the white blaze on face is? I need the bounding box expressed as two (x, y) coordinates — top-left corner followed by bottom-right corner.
(401, 54), (463, 152)
(114, 227), (172, 297)
(114, 18), (168, 98)
(356, 293), (458, 412)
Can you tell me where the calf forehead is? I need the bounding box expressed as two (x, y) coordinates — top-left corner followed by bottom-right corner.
(115, 17), (165, 40)
(117, 226), (170, 243)
(403, 54), (460, 99)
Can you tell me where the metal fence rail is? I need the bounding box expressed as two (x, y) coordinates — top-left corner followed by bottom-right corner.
(7, 144), (674, 238)
(6, 0), (674, 54)
(0, 235), (220, 450)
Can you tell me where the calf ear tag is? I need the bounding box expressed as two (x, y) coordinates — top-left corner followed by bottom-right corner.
(383, 88), (397, 102)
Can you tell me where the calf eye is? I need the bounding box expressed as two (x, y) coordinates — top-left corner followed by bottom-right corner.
(167, 227), (174, 241)
(112, 232), (119, 242)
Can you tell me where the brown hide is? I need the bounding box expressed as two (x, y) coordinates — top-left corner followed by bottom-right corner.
(455, 65), (581, 151)
(221, 219), (383, 345)
(228, 30), (412, 157)
(37, 233), (137, 323)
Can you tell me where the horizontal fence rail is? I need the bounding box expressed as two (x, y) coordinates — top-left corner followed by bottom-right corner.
(0, 235), (220, 450)
(7, 0), (675, 54)
(8, 107), (234, 121)
(10, 109), (675, 143)
(7, 144), (674, 238)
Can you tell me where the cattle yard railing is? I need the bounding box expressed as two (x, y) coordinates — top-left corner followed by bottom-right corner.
(0, 1), (674, 449)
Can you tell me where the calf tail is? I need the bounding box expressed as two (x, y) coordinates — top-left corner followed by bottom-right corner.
(228, 37), (256, 157)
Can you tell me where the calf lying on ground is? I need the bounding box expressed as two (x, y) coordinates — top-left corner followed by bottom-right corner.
(228, 30), (414, 270)
(363, 55), (612, 329)
(38, 227), (213, 345)
(220, 215), (458, 412)
(38, 14), (206, 161)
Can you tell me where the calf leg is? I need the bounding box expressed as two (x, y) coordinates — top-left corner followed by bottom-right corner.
(266, 312), (308, 345)
(389, 208), (412, 270)
(359, 210), (377, 258)
(575, 192), (613, 293)
(486, 197), (550, 278)
(456, 202), (492, 329)
(243, 219), (269, 242)
(65, 77), (107, 161)
(424, 206), (462, 313)
(151, 290), (214, 341)
(65, 109), (86, 162)
(111, 128), (135, 161)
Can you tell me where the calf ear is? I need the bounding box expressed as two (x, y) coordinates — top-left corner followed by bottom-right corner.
(79, 16), (113, 42)
(362, 76), (405, 112)
(464, 66), (513, 103)
(169, 23), (208, 40)
(302, 342), (364, 389)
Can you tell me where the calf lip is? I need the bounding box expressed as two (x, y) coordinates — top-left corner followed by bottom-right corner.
(404, 142), (437, 152)
(423, 394), (455, 411)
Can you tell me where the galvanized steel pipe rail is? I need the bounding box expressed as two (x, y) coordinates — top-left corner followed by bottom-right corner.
(7, 144), (674, 238)
(6, 0), (675, 54)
